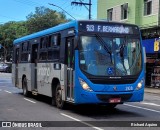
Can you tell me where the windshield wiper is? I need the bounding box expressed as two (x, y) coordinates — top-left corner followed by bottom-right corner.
(95, 34), (111, 54)
(94, 34), (112, 63)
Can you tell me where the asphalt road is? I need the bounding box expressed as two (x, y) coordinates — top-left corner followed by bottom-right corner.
(0, 73), (160, 130)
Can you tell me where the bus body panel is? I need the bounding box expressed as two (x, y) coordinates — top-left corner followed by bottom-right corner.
(37, 62), (60, 97)
(74, 72), (145, 104)
(17, 63), (32, 90)
(74, 50), (145, 104)
(30, 63), (36, 91)
(36, 63), (67, 98)
(12, 20), (145, 106)
(12, 64), (16, 86)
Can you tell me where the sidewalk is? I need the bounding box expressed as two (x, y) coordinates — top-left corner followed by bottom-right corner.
(145, 87), (160, 94)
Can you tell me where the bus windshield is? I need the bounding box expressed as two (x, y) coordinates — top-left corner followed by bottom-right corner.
(79, 35), (142, 76)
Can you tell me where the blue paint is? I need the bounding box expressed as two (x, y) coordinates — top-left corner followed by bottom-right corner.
(142, 38), (160, 53)
(13, 20), (78, 44)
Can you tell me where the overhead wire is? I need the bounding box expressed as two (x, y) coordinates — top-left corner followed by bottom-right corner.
(12, 0), (90, 20)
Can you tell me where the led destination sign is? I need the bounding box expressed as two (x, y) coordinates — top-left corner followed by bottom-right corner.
(79, 22), (139, 34)
(86, 24), (130, 34)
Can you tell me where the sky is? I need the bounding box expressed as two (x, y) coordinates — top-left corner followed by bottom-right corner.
(0, 0), (97, 24)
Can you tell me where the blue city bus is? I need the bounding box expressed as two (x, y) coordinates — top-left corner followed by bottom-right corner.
(12, 20), (145, 109)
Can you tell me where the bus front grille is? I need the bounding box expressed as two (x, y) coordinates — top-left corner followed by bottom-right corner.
(96, 94), (133, 103)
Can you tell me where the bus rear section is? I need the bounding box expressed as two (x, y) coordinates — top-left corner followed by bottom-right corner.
(73, 21), (145, 106)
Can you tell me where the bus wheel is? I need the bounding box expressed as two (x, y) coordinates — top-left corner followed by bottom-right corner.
(55, 84), (65, 109)
(22, 77), (28, 96)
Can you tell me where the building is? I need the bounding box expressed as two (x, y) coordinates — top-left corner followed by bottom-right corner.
(97, 0), (160, 87)
(97, 0), (160, 39)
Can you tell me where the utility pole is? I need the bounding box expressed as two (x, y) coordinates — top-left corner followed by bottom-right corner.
(71, 0), (92, 19)
(49, 3), (76, 20)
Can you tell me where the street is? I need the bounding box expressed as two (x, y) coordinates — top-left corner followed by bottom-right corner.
(0, 73), (160, 130)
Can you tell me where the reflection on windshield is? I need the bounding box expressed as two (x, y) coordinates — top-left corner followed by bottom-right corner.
(79, 36), (142, 76)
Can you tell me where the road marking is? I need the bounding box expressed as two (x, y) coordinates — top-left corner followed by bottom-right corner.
(141, 102), (160, 107)
(60, 113), (103, 130)
(151, 98), (160, 101)
(0, 89), (1, 91)
(24, 98), (36, 104)
(0, 81), (12, 83)
(124, 104), (160, 114)
(146, 94), (160, 100)
(4, 90), (12, 94)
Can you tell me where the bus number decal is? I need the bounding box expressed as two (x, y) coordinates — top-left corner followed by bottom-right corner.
(86, 24), (94, 32)
(125, 86), (133, 91)
(38, 67), (50, 76)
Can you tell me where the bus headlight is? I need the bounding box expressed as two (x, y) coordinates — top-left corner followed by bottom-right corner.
(136, 79), (144, 90)
(79, 78), (93, 92)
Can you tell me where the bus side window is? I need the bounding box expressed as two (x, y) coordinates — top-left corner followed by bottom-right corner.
(39, 51), (47, 60)
(48, 34), (60, 61)
(44, 37), (48, 48)
(51, 35), (60, 46)
(21, 42), (29, 62)
(39, 37), (48, 61)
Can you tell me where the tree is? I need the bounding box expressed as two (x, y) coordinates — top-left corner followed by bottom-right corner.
(0, 21), (28, 62)
(0, 6), (70, 62)
(26, 6), (69, 34)
(0, 21), (28, 47)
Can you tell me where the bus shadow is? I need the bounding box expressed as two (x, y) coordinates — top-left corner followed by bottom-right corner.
(18, 92), (52, 104)
(65, 104), (145, 119)
(18, 92), (144, 119)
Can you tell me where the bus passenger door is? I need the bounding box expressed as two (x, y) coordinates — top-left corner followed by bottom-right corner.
(15, 48), (19, 86)
(31, 44), (38, 91)
(67, 37), (74, 101)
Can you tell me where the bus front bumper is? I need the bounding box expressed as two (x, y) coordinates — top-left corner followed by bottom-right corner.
(74, 89), (144, 104)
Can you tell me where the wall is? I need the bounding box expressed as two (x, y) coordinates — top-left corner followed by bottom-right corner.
(97, 0), (159, 28)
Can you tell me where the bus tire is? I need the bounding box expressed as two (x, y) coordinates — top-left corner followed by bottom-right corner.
(51, 89), (56, 106)
(22, 77), (28, 96)
(55, 84), (65, 109)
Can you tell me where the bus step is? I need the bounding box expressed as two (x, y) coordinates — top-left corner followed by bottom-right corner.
(32, 90), (38, 96)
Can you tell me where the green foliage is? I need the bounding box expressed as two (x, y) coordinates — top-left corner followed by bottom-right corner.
(0, 21), (27, 48)
(0, 6), (69, 62)
(26, 6), (69, 33)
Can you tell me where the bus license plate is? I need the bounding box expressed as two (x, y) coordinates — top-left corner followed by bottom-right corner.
(109, 98), (121, 103)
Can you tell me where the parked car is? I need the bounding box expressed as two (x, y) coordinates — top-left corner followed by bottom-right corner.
(0, 63), (12, 73)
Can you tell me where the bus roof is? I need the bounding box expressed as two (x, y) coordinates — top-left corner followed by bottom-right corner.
(13, 20), (139, 44)
(13, 20), (79, 44)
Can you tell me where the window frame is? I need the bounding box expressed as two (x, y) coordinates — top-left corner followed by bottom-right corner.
(121, 3), (128, 20)
(144, 0), (152, 16)
(47, 34), (61, 61)
(38, 33), (61, 62)
(107, 8), (113, 21)
(20, 41), (30, 62)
